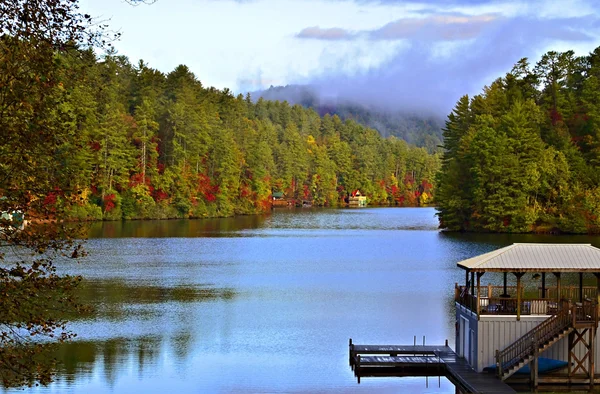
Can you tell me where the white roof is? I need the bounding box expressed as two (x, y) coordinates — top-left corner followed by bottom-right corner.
(457, 243), (600, 272)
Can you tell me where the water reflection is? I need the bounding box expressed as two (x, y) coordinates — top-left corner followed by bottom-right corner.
(9, 208), (600, 393)
(87, 215), (270, 238)
(74, 279), (235, 320)
(55, 336), (164, 386)
(86, 207), (441, 239)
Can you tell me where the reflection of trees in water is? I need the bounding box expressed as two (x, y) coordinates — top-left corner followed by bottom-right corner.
(54, 336), (163, 386)
(42, 279), (236, 387)
(54, 334), (198, 385)
(88, 215), (269, 238)
(71, 279), (235, 320)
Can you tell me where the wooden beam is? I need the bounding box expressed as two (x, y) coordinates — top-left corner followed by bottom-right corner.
(590, 328), (595, 386)
(503, 272), (508, 296)
(554, 272), (562, 304)
(530, 335), (539, 390)
(515, 272), (524, 321)
(596, 273), (600, 311)
(477, 272), (484, 320)
(471, 271), (475, 295)
(580, 272), (584, 302)
(542, 273), (546, 299)
(569, 331), (574, 380)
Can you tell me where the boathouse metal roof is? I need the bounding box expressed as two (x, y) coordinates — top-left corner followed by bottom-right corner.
(457, 243), (600, 272)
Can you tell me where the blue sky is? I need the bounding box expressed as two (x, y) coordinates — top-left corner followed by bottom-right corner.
(80, 0), (600, 113)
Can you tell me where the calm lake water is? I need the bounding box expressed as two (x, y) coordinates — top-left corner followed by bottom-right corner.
(12, 207), (600, 393)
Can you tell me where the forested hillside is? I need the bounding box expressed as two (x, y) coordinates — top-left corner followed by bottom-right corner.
(437, 48), (600, 234)
(5, 50), (440, 221)
(257, 85), (444, 153)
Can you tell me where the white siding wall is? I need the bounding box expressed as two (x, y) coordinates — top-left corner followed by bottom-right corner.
(477, 315), (600, 374)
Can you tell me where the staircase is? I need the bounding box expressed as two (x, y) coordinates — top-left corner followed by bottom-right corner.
(495, 300), (598, 380)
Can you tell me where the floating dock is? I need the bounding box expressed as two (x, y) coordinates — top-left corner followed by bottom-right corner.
(349, 339), (516, 393)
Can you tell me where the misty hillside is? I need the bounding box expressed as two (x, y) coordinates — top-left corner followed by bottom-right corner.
(255, 85), (444, 153)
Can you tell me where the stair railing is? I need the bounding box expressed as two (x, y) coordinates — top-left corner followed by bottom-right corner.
(495, 300), (571, 379)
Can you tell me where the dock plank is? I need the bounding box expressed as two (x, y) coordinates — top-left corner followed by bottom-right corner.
(357, 355), (440, 365)
(434, 349), (516, 394)
(352, 345), (447, 354)
(350, 343), (516, 394)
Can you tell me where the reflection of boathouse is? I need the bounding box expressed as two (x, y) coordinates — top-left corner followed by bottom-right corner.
(455, 243), (600, 387)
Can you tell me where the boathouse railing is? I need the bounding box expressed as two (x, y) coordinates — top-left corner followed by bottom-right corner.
(542, 286), (597, 301)
(455, 285), (477, 312)
(455, 284), (599, 316)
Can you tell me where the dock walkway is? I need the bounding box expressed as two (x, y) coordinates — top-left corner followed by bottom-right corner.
(349, 340), (516, 394)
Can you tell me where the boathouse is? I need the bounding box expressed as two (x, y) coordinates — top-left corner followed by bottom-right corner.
(349, 190), (367, 207)
(272, 191), (290, 208)
(455, 243), (600, 386)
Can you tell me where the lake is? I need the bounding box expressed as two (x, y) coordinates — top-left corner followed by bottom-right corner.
(12, 207), (600, 393)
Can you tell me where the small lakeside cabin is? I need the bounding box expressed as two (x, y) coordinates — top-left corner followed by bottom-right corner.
(455, 243), (600, 388)
(348, 190), (367, 207)
(272, 191), (290, 208)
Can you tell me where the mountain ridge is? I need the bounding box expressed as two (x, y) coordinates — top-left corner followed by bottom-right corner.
(253, 84), (444, 153)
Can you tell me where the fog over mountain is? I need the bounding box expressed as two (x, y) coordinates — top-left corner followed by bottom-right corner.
(254, 84), (445, 153)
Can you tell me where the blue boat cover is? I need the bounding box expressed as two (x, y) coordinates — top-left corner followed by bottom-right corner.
(483, 358), (568, 374)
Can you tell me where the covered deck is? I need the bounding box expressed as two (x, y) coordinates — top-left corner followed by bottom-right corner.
(455, 243), (600, 320)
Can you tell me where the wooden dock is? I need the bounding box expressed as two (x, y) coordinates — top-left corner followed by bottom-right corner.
(349, 339), (516, 393)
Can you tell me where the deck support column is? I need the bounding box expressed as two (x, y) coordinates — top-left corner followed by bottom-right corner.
(470, 271), (475, 295)
(515, 272), (524, 321)
(590, 327), (595, 387)
(568, 330), (576, 383)
(476, 272), (484, 320)
(530, 335), (539, 389)
(503, 272), (508, 296)
(554, 272), (562, 304)
(595, 273), (600, 307)
(542, 273), (546, 298)
(465, 270), (469, 290)
(580, 273), (584, 302)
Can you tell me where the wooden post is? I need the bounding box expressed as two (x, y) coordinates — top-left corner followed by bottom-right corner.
(487, 283), (492, 299)
(555, 272), (562, 304)
(596, 273), (600, 310)
(515, 272), (524, 320)
(503, 272), (508, 296)
(496, 349), (501, 379)
(542, 272), (546, 298)
(349, 338), (354, 367)
(471, 271), (475, 295)
(590, 327), (595, 386)
(531, 336), (539, 389)
(568, 331), (574, 381)
(465, 270), (469, 290)
(477, 272), (483, 320)
(580, 272), (584, 302)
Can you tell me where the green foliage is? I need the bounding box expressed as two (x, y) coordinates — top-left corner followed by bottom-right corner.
(0, 0), (111, 387)
(10, 48), (439, 221)
(437, 48), (600, 234)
